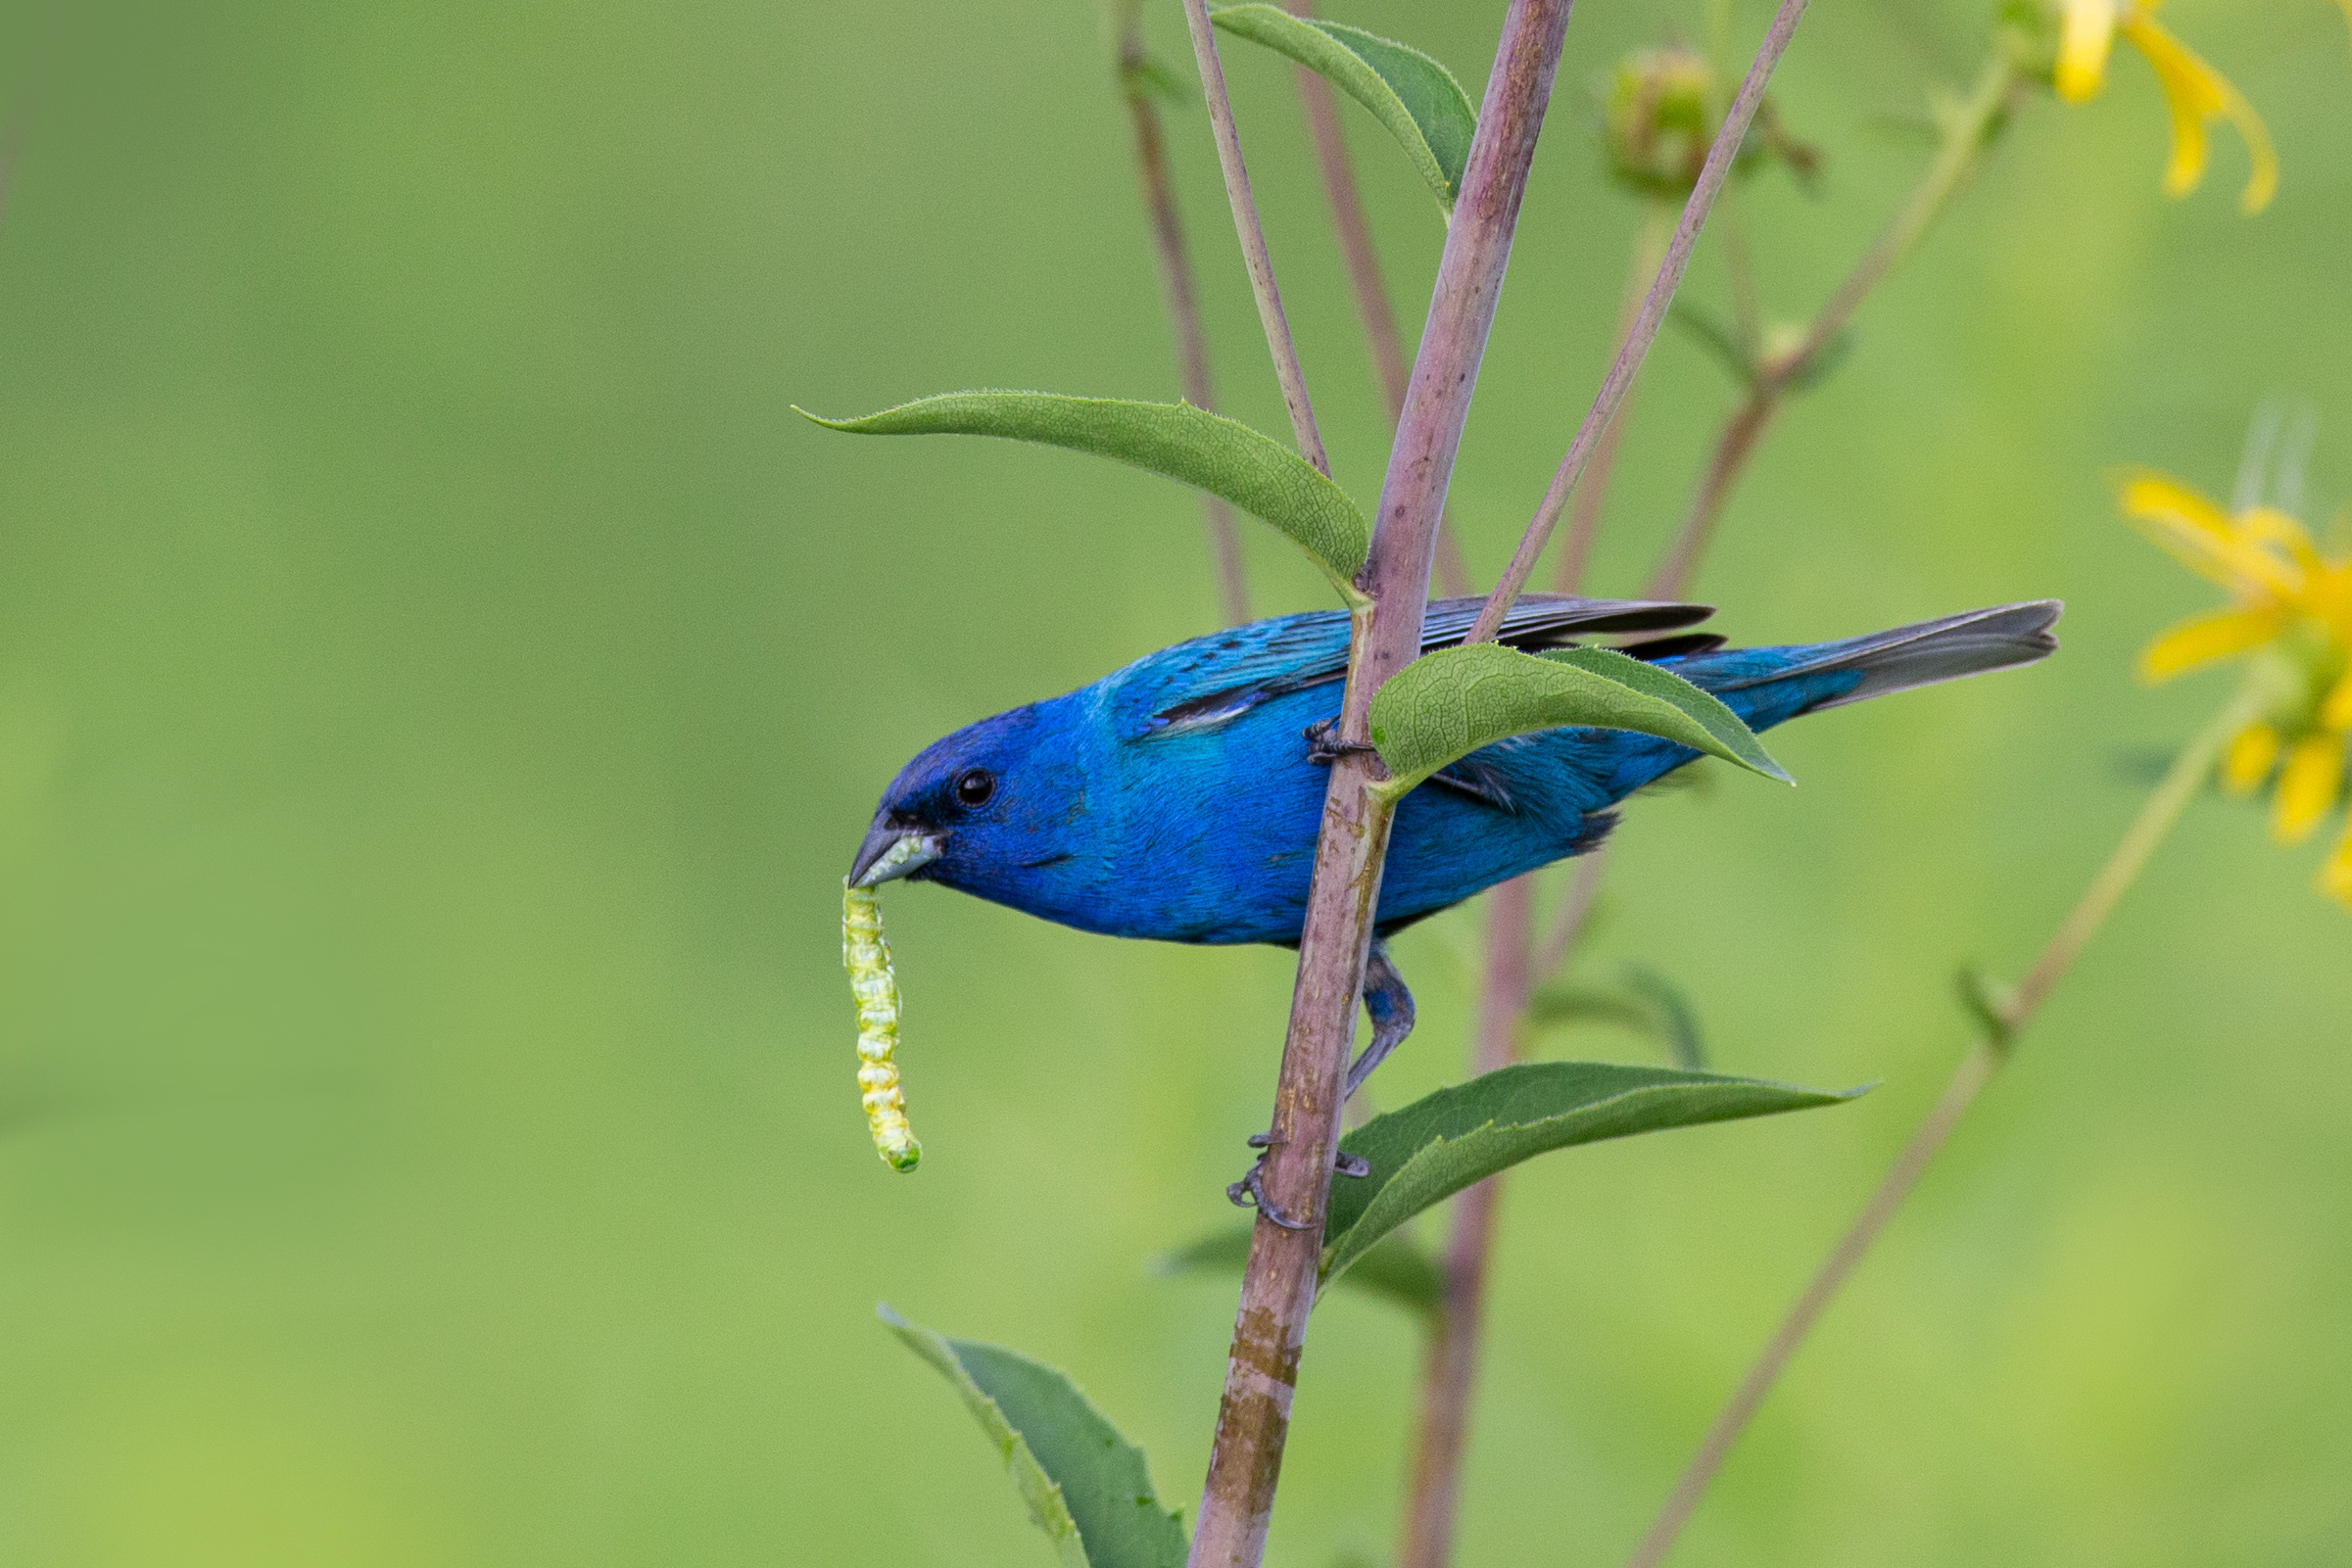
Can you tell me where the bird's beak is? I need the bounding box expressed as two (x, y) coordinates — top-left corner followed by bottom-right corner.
(848, 818), (943, 887)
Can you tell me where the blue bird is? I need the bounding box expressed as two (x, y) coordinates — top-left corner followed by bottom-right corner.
(849, 594), (2057, 1184)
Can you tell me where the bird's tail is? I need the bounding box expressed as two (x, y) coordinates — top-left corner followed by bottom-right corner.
(1661, 600), (2063, 729)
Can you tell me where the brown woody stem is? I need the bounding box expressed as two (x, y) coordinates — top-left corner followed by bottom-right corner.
(1281, 0), (1471, 597)
(1621, 696), (2248, 1568)
(1116, 4), (1252, 625)
(1183, 4), (1576, 1561)
(1465, 0), (1811, 645)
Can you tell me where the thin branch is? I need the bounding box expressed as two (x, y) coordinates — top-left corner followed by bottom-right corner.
(1533, 843), (1609, 984)
(1116, 3), (1253, 625)
(1645, 392), (1775, 599)
(1556, 209), (1673, 594)
(1185, 5), (1576, 1561)
(1280, 0), (1471, 597)
(1642, 55), (2019, 598)
(1465, 0), (1812, 645)
(1397, 874), (1533, 1568)
(1178, 0), (1330, 475)
(1622, 695), (2250, 1568)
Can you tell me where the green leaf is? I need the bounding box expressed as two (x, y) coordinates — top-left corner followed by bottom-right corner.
(1366, 642), (1790, 801)
(1155, 1223), (1444, 1318)
(1120, 53), (1193, 106)
(881, 1307), (1186, 1568)
(1209, 4), (1475, 214)
(1526, 967), (1707, 1069)
(1320, 1063), (1861, 1286)
(1955, 965), (2018, 1055)
(1668, 299), (1759, 390)
(1621, 966), (1707, 1070)
(1525, 981), (1654, 1033)
(798, 392), (1368, 601)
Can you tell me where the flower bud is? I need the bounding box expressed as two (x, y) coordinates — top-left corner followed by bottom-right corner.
(1603, 47), (1816, 198)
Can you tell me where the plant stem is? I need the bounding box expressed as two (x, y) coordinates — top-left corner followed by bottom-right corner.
(1397, 874), (1532, 1568)
(1645, 54), (2020, 597)
(1178, 0), (1330, 475)
(1533, 843), (1609, 984)
(1622, 696), (2248, 1568)
(1465, 0), (1811, 646)
(1556, 208), (1674, 594)
(1115, 2), (1253, 625)
(1184, 5), (1575, 1561)
(1390, 13), (1814, 1552)
(1644, 392), (1775, 599)
(1279, 0), (1471, 597)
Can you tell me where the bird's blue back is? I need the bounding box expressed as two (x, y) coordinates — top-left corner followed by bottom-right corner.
(969, 608), (1864, 947)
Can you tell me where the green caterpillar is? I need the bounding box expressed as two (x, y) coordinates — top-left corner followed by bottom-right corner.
(842, 879), (921, 1172)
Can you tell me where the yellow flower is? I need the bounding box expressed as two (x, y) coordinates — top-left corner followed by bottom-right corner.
(2124, 470), (2352, 905)
(2055, 0), (2278, 212)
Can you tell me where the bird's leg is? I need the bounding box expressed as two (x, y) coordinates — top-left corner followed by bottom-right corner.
(1225, 944), (1411, 1213)
(1343, 940), (1416, 1103)
(1302, 718), (1377, 766)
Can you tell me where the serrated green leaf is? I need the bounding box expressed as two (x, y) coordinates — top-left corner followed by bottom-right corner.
(798, 392), (1368, 601)
(1320, 1063), (1861, 1285)
(1209, 4), (1474, 214)
(1365, 642), (1789, 801)
(881, 1306), (1186, 1568)
(1154, 1223), (1444, 1318)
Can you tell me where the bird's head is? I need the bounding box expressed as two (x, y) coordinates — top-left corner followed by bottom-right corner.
(848, 700), (1090, 908)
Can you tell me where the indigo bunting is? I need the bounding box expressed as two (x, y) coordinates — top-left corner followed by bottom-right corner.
(850, 594), (2057, 1114)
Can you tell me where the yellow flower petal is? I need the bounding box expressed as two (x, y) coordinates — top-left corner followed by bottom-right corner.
(2234, 505), (2326, 576)
(2137, 605), (2285, 682)
(2120, 472), (2303, 599)
(2272, 734), (2345, 843)
(2322, 823), (2352, 910)
(2058, 0), (2121, 100)
(2221, 723), (2281, 794)
(2119, 11), (2278, 213)
(2322, 669), (2352, 733)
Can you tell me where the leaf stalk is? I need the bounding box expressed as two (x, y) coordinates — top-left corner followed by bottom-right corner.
(1178, 0), (1331, 475)
(1115, 0), (1255, 625)
(1465, 0), (1813, 646)
(1621, 692), (2253, 1568)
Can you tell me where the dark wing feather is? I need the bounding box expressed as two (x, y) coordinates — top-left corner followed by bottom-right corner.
(1121, 594), (1712, 738)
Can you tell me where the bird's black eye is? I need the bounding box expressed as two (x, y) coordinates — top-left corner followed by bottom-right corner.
(953, 768), (996, 808)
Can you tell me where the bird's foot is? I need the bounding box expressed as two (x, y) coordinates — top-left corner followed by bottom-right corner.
(1226, 1134), (1372, 1228)
(1303, 719), (1378, 766)
(1226, 1140), (1311, 1230)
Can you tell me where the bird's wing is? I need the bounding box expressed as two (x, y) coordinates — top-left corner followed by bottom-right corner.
(1114, 594), (1714, 739)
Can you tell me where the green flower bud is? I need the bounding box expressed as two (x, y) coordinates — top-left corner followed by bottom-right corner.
(1603, 47), (1817, 198)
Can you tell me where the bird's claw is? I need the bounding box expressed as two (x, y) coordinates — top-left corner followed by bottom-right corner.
(1303, 719), (1377, 766)
(1226, 1154), (1312, 1230)
(1227, 1133), (1372, 1225)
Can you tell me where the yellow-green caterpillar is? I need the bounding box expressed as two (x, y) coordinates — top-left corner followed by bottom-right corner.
(842, 879), (921, 1172)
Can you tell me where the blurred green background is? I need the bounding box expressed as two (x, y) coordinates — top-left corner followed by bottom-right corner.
(3, 0), (2349, 1563)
